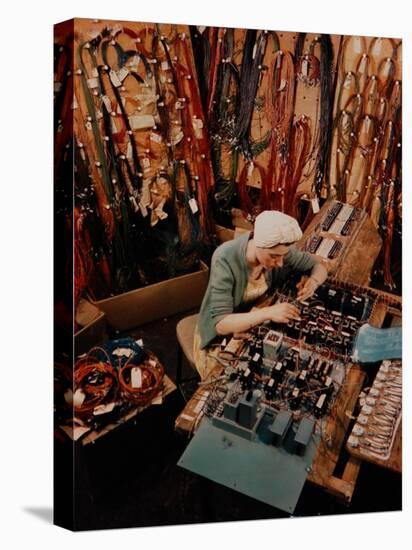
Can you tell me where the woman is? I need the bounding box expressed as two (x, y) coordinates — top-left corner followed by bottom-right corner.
(194, 210), (328, 380)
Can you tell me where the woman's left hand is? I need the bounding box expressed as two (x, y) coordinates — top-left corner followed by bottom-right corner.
(296, 276), (318, 302)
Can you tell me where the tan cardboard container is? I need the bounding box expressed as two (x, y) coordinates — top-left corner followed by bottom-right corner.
(90, 261), (209, 331)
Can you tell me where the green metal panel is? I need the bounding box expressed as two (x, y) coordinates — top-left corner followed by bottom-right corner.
(178, 414), (320, 513)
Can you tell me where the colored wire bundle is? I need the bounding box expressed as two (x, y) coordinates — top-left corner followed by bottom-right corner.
(74, 358), (119, 419)
(118, 353), (164, 406)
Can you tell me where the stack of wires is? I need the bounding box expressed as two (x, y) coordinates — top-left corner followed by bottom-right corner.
(73, 358), (119, 420)
(118, 353), (164, 406)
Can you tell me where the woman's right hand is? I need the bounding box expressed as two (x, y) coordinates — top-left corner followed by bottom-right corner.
(264, 303), (301, 323)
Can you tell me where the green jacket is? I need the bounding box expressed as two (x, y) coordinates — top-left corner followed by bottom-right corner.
(198, 231), (317, 348)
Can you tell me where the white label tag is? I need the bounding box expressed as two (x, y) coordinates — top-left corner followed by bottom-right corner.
(109, 69), (122, 87)
(171, 130), (184, 145)
(93, 402), (116, 415)
(111, 117), (118, 134)
(112, 347), (134, 358)
(85, 121), (92, 131)
(142, 157), (151, 169)
(343, 74), (352, 89)
(139, 202), (148, 217)
(71, 96), (78, 110)
(311, 197), (320, 213)
(117, 66), (129, 82)
(353, 36), (362, 54)
(150, 131), (163, 143)
(73, 389), (86, 407)
(102, 95), (112, 111)
(136, 339), (144, 347)
(247, 162), (254, 178)
(253, 352), (260, 362)
(91, 67), (99, 78)
(63, 389), (73, 405)
(192, 117), (204, 139)
(126, 141), (133, 160)
(131, 366), (142, 388)
(161, 61), (170, 71)
(175, 100), (184, 110)
(198, 26), (206, 34)
(372, 39), (382, 56)
(129, 114), (156, 130)
(189, 197), (199, 214)
(301, 59), (308, 76)
(278, 79), (287, 91)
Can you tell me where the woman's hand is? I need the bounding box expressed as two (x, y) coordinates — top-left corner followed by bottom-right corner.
(264, 303), (301, 323)
(296, 276), (318, 302)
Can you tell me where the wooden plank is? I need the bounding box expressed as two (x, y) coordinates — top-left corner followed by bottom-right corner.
(307, 364), (365, 501)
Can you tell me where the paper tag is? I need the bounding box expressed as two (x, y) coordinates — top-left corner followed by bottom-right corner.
(117, 66), (129, 82)
(343, 74), (352, 89)
(353, 36), (362, 54)
(110, 117), (118, 134)
(112, 347), (134, 358)
(301, 59), (308, 76)
(126, 141), (133, 160)
(278, 79), (287, 91)
(161, 61), (170, 71)
(71, 96), (78, 110)
(139, 201), (148, 217)
(247, 162), (254, 178)
(91, 67), (99, 78)
(142, 157), (151, 169)
(54, 81), (62, 93)
(131, 366), (143, 388)
(192, 118), (204, 139)
(63, 389), (73, 405)
(109, 69), (122, 87)
(189, 197), (199, 214)
(198, 26), (206, 34)
(73, 389), (86, 407)
(85, 121), (92, 131)
(311, 197), (320, 213)
(102, 95), (112, 111)
(129, 114), (156, 130)
(93, 402), (116, 415)
(136, 338), (144, 347)
(372, 39), (382, 56)
(150, 131), (163, 143)
(175, 100), (184, 110)
(171, 130), (184, 146)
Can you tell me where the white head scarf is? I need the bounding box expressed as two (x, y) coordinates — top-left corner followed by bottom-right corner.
(254, 210), (302, 248)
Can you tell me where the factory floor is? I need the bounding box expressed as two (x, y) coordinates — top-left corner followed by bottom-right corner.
(65, 309), (401, 531)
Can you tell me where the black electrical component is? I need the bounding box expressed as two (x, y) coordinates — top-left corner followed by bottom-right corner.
(249, 351), (262, 374)
(265, 377), (277, 399)
(240, 367), (253, 390)
(296, 369), (308, 388)
(290, 388), (301, 410)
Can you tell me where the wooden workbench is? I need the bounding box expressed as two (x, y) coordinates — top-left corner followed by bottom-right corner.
(175, 284), (402, 504)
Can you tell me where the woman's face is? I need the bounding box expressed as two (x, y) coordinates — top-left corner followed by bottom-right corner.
(255, 244), (291, 269)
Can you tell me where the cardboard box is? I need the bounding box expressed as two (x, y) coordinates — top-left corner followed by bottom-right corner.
(74, 311), (107, 356)
(90, 261), (209, 331)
